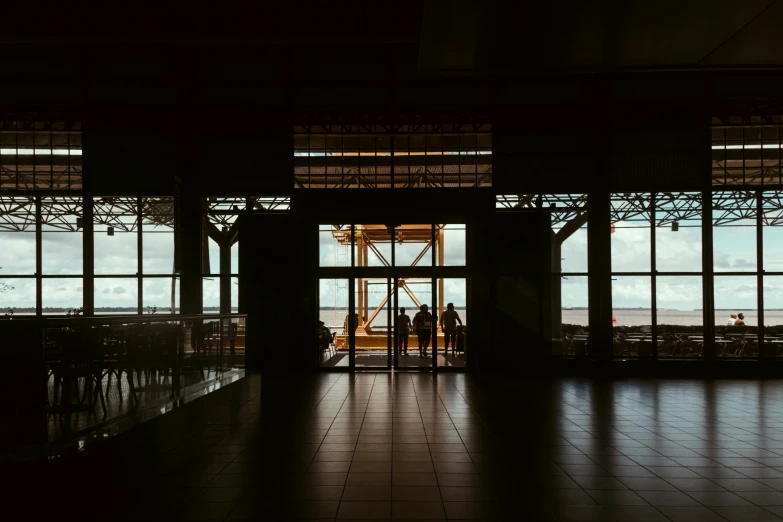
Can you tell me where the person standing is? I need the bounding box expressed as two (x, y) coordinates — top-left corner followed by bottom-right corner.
(413, 304), (433, 357)
(728, 313), (737, 326)
(398, 307), (412, 355)
(734, 313), (746, 326)
(440, 303), (463, 355)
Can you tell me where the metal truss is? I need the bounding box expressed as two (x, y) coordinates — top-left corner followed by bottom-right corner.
(93, 197), (174, 232)
(712, 191), (757, 226)
(496, 194), (588, 227)
(762, 191), (783, 226)
(654, 192), (702, 226)
(611, 193), (703, 226)
(0, 196), (35, 232)
(40, 197), (83, 231)
(1, 196), (173, 233)
(499, 193), (707, 227)
(205, 196), (291, 228)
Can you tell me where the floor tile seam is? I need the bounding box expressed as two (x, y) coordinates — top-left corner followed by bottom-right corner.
(312, 375), (358, 476)
(438, 381), (497, 457)
(334, 375), (376, 511)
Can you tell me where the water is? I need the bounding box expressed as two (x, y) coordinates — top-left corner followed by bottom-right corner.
(320, 308), (783, 329)
(567, 309), (783, 327)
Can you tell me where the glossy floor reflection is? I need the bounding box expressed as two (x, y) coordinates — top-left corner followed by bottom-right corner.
(18, 375), (783, 521)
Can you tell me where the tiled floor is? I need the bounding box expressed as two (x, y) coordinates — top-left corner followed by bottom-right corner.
(20, 375), (783, 521)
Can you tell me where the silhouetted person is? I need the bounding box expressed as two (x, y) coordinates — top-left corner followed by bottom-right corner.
(398, 307), (412, 355)
(734, 313), (746, 327)
(413, 304), (433, 357)
(440, 303), (463, 355)
(317, 321), (331, 353)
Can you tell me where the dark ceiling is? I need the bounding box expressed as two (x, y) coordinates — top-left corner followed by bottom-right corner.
(2, 0), (782, 74)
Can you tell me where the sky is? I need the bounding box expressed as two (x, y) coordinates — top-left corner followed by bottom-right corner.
(4, 218), (783, 314)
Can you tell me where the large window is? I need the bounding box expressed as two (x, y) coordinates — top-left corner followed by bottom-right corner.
(0, 197), (37, 315)
(0, 196), (84, 316)
(610, 193), (703, 358)
(94, 197), (176, 315)
(294, 117), (492, 189)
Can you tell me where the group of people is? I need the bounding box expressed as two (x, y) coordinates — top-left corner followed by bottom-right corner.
(318, 303), (464, 357)
(397, 303), (463, 357)
(727, 313), (746, 326)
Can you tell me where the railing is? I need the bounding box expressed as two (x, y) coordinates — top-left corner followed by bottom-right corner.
(0, 314), (247, 457)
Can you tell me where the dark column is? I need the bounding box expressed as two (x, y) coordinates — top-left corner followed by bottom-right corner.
(702, 191), (715, 362)
(467, 212), (492, 371)
(549, 232), (561, 342)
(587, 191), (612, 359)
(240, 213), (310, 372)
(82, 195), (94, 315)
(178, 189), (202, 315)
(220, 239), (231, 314)
(35, 195), (42, 315)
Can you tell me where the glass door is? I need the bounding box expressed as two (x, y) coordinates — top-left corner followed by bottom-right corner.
(393, 277), (436, 369)
(317, 223), (468, 371)
(354, 276), (392, 368)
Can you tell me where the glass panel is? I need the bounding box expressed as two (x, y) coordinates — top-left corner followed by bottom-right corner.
(202, 277), (220, 313)
(554, 215), (588, 274)
(143, 277), (179, 314)
(142, 196), (174, 274)
(41, 197), (83, 275)
(397, 277), (433, 368)
(94, 223), (137, 275)
(436, 278), (466, 368)
(207, 237), (220, 274)
(0, 277), (35, 315)
(94, 278), (138, 314)
(762, 191), (783, 272)
(42, 278), (83, 314)
(554, 276), (589, 356)
(394, 225), (433, 267)
(355, 224), (392, 267)
(714, 276), (757, 358)
(319, 278), (349, 368)
(763, 276), (783, 357)
(0, 197), (36, 275)
(612, 276), (652, 357)
(231, 241), (239, 274)
(713, 192), (757, 272)
(319, 224), (351, 267)
(94, 197), (138, 275)
(355, 277), (390, 368)
(655, 193), (702, 272)
(656, 276), (703, 358)
(611, 194), (651, 272)
(440, 224), (466, 266)
(231, 276), (238, 312)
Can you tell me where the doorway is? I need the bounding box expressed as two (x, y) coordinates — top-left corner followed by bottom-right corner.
(317, 224), (468, 371)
